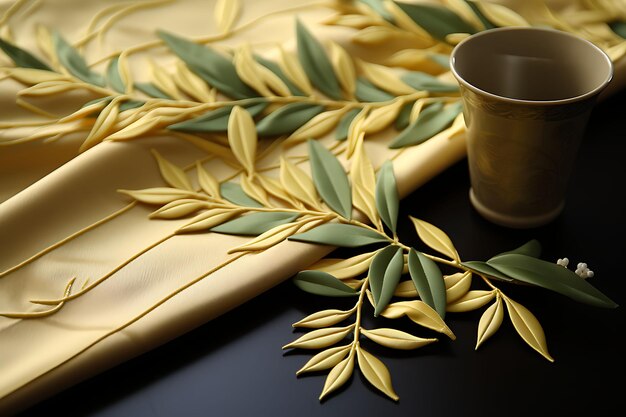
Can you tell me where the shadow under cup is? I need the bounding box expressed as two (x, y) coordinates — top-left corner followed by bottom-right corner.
(450, 27), (613, 228)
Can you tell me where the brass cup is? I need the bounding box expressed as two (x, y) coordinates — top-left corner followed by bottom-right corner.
(450, 27), (613, 228)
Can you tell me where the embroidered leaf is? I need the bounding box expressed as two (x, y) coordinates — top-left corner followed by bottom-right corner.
(158, 30), (255, 99)
(52, 31), (104, 86)
(176, 208), (244, 233)
(296, 345), (351, 376)
(369, 245), (404, 316)
(256, 103), (324, 136)
(389, 101), (462, 148)
(395, 1), (476, 42)
(409, 216), (459, 262)
(408, 249), (446, 318)
(335, 108), (360, 141)
(444, 271), (472, 303)
(296, 19), (342, 100)
(215, 0), (241, 33)
(319, 351), (355, 400)
(376, 299), (455, 339)
(0, 37), (51, 70)
(151, 150), (193, 190)
(106, 56), (125, 93)
(282, 325), (354, 350)
(487, 254), (618, 308)
(503, 296), (553, 362)
(476, 296), (504, 349)
(361, 328), (437, 350)
(168, 100), (267, 133)
(289, 224), (388, 248)
(356, 346), (399, 401)
(446, 290), (495, 313)
(293, 270), (358, 298)
(228, 106), (257, 174)
(118, 187), (199, 205)
(220, 182), (263, 207)
(350, 140), (378, 226)
(149, 199), (207, 219)
(401, 71), (459, 93)
(280, 156), (320, 209)
(196, 161), (220, 197)
(461, 261), (514, 282)
(308, 139), (352, 219)
(375, 160), (399, 234)
(293, 308), (356, 328)
(355, 77), (395, 102)
(211, 211), (298, 235)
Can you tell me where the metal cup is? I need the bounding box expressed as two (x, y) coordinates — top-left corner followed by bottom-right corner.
(450, 27), (613, 228)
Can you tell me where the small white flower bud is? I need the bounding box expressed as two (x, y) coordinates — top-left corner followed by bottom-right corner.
(586, 270), (594, 278)
(577, 262), (587, 269)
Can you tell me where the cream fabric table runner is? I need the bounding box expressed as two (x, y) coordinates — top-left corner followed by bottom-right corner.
(1, 0), (624, 414)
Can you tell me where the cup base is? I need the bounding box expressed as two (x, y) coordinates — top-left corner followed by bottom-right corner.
(469, 189), (564, 229)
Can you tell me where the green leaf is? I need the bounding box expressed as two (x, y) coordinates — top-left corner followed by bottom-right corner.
(389, 101), (462, 148)
(490, 239), (542, 260)
(461, 261), (514, 282)
(394, 102), (413, 130)
(52, 31), (105, 86)
(220, 182), (263, 207)
(487, 254), (618, 308)
(293, 270), (358, 297)
(158, 30), (256, 99)
(335, 108), (360, 141)
(255, 55), (305, 96)
(168, 100), (267, 133)
(211, 211), (298, 235)
(308, 139), (352, 219)
(375, 160), (399, 234)
(135, 82), (172, 99)
(408, 249), (446, 318)
(400, 71), (459, 93)
(428, 53), (451, 69)
(358, 0), (395, 22)
(106, 56), (125, 93)
(355, 77), (395, 102)
(296, 19), (342, 100)
(396, 1), (477, 42)
(464, 0), (497, 29)
(369, 246), (404, 316)
(609, 21), (626, 39)
(256, 103), (324, 136)
(119, 100), (145, 112)
(0, 37), (51, 70)
(289, 223), (388, 248)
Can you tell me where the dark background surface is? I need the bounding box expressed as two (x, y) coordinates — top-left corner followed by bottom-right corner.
(17, 89), (625, 417)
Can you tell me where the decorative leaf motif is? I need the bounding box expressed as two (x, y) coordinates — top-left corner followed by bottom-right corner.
(409, 216), (460, 262)
(375, 160), (399, 234)
(285, 108), (347, 145)
(283, 325), (354, 350)
(503, 296), (553, 362)
(293, 271), (359, 298)
(446, 290), (495, 313)
(228, 219), (303, 253)
(158, 30), (255, 99)
(319, 350), (355, 400)
(176, 208), (244, 233)
(297, 345), (351, 376)
(408, 249), (446, 318)
(389, 101), (462, 148)
(80, 99), (120, 152)
(461, 261), (514, 282)
(395, 1), (477, 42)
(355, 77), (395, 102)
(256, 103), (325, 136)
(350, 139), (378, 226)
(401, 71), (459, 93)
(255, 54), (305, 96)
(135, 82), (171, 99)
(444, 271), (472, 303)
(473, 1), (530, 27)
(0, 37), (51, 70)
(476, 296), (504, 349)
(196, 161), (220, 197)
(336, 108), (361, 141)
(52, 31), (104, 86)
(289, 224), (388, 248)
(211, 211), (298, 235)
(168, 100), (267, 133)
(361, 328), (437, 350)
(308, 139), (352, 219)
(296, 19), (342, 100)
(239, 174), (270, 207)
(220, 182), (262, 207)
(293, 308), (356, 328)
(149, 199), (207, 219)
(309, 251), (377, 280)
(235, 45), (289, 97)
(151, 150), (193, 190)
(393, 280), (418, 297)
(228, 106), (257, 175)
(173, 61), (214, 102)
(363, 98), (404, 134)
(328, 40), (356, 97)
(376, 299), (455, 339)
(106, 114), (163, 141)
(360, 61), (416, 96)
(487, 254), (618, 308)
(118, 187), (199, 205)
(278, 46), (313, 95)
(215, 0), (241, 33)
(4, 67), (67, 84)
(279, 156), (320, 209)
(489, 239), (542, 260)
(356, 346), (399, 401)
(369, 245), (404, 316)
(106, 56), (125, 93)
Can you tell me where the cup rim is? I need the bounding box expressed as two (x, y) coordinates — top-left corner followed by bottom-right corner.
(449, 26), (614, 106)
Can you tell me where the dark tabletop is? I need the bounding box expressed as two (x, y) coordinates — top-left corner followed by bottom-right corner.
(17, 89), (625, 417)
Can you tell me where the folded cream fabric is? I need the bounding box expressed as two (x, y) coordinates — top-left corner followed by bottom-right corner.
(1, 0), (624, 414)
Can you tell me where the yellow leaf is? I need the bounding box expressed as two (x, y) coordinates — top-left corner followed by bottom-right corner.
(59, 100), (109, 123)
(384, 49), (445, 73)
(356, 346), (399, 401)
(475, 1), (530, 27)
(196, 161), (220, 197)
(352, 26), (412, 45)
(409, 98), (427, 123)
(444, 271), (472, 303)
(375, 297), (455, 339)
(36, 24), (58, 68)
(409, 216), (460, 262)
(80, 99), (120, 152)
(385, 1), (434, 42)
(297, 345), (351, 376)
(350, 139), (378, 225)
(441, 0), (486, 30)
(280, 156), (320, 209)
(293, 308), (355, 328)
(176, 208), (244, 233)
(106, 115), (163, 141)
(328, 40), (356, 97)
(174, 132), (236, 164)
(228, 106), (257, 175)
(503, 296), (554, 362)
(282, 325), (354, 350)
(151, 149), (194, 190)
(278, 46), (313, 95)
(118, 51), (134, 94)
(445, 32), (471, 45)
(446, 290), (495, 313)
(363, 98), (404, 134)
(476, 296), (504, 349)
(234, 45), (273, 97)
(256, 174), (302, 208)
(240, 173), (269, 207)
(228, 220), (302, 253)
(149, 59), (181, 99)
(393, 280), (418, 297)
(319, 350), (355, 400)
(346, 107), (368, 159)
(309, 251), (377, 279)
(322, 14), (380, 29)
(285, 108), (347, 146)
(360, 61), (416, 96)
(215, 0), (241, 33)
(19, 80), (75, 96)
(173, 61), (213, 102)
(149, 199), (208, 219)
(5, 68), (69, 84)
(361, 328), (437, 350)
(118, 187), (199, 205)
